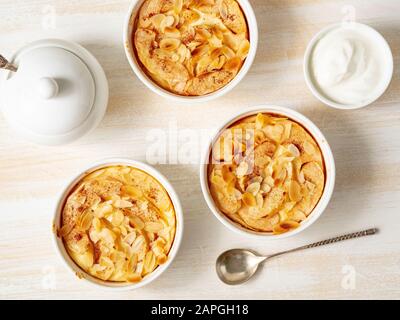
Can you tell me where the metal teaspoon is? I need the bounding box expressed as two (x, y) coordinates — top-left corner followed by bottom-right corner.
(0, 54), (18, 72)
(216, 228), (378, 285)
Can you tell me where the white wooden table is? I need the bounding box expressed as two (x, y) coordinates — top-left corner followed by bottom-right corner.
(1, 0), (399, 300)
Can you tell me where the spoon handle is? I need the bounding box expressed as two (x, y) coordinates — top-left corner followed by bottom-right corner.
(268, 228), (378, 259)
(0, 54), (17, 72)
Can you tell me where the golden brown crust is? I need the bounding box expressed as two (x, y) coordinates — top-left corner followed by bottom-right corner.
(61, 166), (176, 282)
(208, 113), (326, 234)
(133, 0), (250, 96)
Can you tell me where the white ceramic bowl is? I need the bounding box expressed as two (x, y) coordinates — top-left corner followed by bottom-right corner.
(123, 0), (258, 102)
(199, 105), (335, 239)
(304, 22), (393, 110)
(0, 39), (109, 145)
(52, 158), (183, 290)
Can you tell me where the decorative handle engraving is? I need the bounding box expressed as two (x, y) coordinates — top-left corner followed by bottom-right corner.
(268, 228), (378, 260)
(302, 228), (378, 249)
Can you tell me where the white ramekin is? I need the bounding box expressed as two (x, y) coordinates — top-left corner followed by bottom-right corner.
(304, 22), (393, 110)
(199, 105), (336, 239)
(52, 158), (183, 290)
(123, 0), (258, 102)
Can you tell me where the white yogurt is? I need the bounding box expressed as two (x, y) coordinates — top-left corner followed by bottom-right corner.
(308, 23), (393, 108)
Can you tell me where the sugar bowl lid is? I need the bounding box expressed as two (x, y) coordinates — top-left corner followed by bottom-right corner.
(0, 39), (108, 145)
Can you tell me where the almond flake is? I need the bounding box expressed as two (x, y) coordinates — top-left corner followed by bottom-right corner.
(303, 141), (315, 155)
(289, 180), (302, 202)
(246, 182), (261, 195)
(242, 192), (256, 207)
(236, 162), (249, 176)
(144, 222), (164, 233)
(114, 199), (133, 208)
(287, 144), (300, 157)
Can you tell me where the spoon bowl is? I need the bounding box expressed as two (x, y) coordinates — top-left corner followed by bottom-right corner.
(216, 249), (266, 285)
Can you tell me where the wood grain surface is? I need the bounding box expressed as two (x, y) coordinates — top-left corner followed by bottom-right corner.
(0, 0), (399, 299)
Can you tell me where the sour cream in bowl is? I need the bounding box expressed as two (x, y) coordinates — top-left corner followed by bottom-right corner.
(304, 22), (393, 109)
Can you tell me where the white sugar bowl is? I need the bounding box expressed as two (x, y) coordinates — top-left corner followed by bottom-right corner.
(0, 39), (109, 145)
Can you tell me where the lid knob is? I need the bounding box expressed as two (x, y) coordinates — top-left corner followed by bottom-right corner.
(37, 77), (59, 99)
